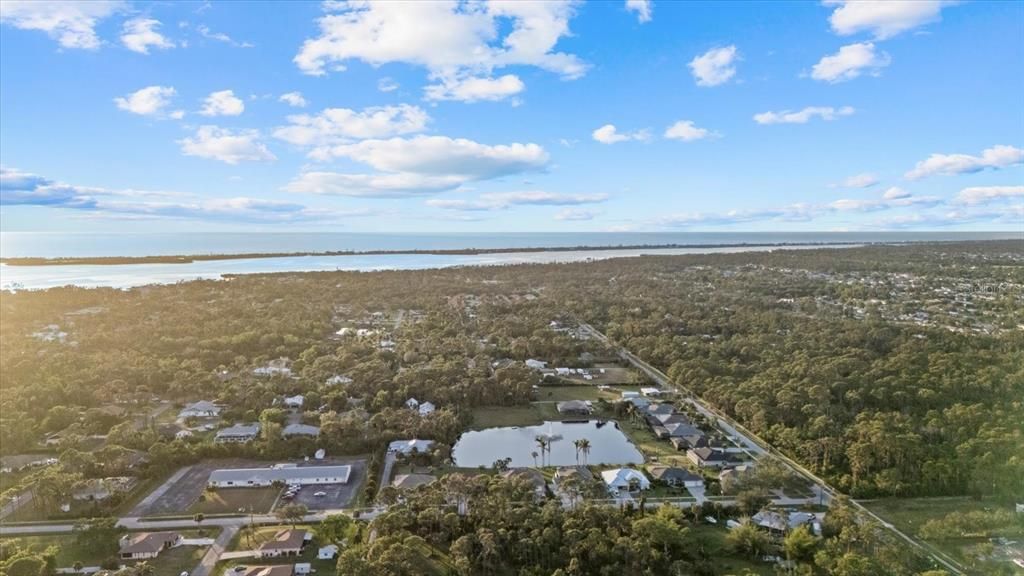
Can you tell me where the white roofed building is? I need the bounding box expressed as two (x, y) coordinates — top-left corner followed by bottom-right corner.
(208, 465), (351, 488)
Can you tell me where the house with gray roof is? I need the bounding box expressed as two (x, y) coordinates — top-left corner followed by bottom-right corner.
(215, 423), (260, 443)
(282, 424), (320, 438)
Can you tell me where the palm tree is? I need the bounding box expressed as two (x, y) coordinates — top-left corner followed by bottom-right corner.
(135, 561), (154, 576)
(534, 436), (549, 467)
(573, 439), (583, 465)
(578, 438), (591, 466)
(531, 451), (539, 468)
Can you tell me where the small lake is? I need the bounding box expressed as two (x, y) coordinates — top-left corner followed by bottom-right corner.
(452, 420), (645, 468)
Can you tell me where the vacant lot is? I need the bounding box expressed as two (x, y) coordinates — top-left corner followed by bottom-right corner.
(191, 486), (281, 515)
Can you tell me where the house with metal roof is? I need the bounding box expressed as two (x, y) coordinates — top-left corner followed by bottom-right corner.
(214, 423), (261, 443)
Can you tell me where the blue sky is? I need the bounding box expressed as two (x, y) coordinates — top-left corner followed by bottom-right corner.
(1, 0), (1021, 232)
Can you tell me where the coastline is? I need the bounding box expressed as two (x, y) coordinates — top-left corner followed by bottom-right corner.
(0, 241), (878, 266)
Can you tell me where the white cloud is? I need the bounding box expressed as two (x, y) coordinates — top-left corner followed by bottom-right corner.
(689, 45), (739, 87)
(0, 0), (123, 50)
(323, 135), (549, 178)
(427, 190), (608, 211)
(293, 0), (588, 103)
(905, 145), (1024, 179)
(283, 135), (549, 197)
(592, 124), (650, 144)
(882, 186), (910, 199)
(664, 120), (711, 142)
(378, 77), (399, 92)
(955, 186), (1024, 205)
(120, 17), (175, 54)
(424, 74), (524, 103)
(114, 85), (176, 116)
(837, 173), (880, 188)
(825, 0), (952, 40)
(274, 105), (430, 150)
(0, 167), (355, 224)
(200, 90), (245, 116)
(178, 126), (276, 164)
(283, 171), (463, 197)
(279, 92), (308, 108)
(753, 106), (855, 125)
(196, 24), (253, 47)
(811, 42), (890, 83)
(625, 0), (652, 23)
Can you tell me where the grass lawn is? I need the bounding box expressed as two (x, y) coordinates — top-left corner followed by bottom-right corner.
(5, 528), (218, 569)
(470, 405), (544, 429)
(534, 385), (608, 402)
(617, 419), (694, 468)
(689, 525), (776, 575)
(863, 497), (1024, 571)
(191, 486), (281, 515)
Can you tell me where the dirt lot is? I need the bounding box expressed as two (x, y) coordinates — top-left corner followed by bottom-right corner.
(134, 457), (367, 516)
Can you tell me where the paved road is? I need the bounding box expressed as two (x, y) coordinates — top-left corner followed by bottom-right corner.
(377, 452), (396, 497)
(192, 524), (238, 576)
(579, 322), (966, 576)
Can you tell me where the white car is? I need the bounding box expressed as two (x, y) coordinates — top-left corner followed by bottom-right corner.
(313, 491), (327, 497)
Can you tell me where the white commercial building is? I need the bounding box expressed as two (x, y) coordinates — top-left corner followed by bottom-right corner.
(208, 464), (351, 488)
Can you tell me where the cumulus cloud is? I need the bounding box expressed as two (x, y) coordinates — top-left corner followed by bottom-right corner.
(1, 167), (352, 223)
(625, 0), (652, 23)
(378, 77), (399, 92)
(689, 45), (739, 87)
(279, 92), (308, 108)
(283, 135), (549, 197)
(200, 89), (245, 116)
(592, 124), (650, 144)
(954, 185), (1024, 205)
(114, 85), (177, 116)
(811, 42), (890, 83)
(825, 0), (952, 40)
(753, 106), (855, 125)
(273, 105), (430, 150)
(836, 173), (880, 188)
(424, 74), (524, 103)
(0, 0), (124, 50)
(294, 1), (587, 102)
(120, 17), (175, 54)
(178, 126), (276, 164)
(664, 120), (711, 142)
(905, 145), (1024, 179)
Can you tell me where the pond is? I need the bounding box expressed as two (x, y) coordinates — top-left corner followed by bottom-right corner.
(452, 420), (645, 468)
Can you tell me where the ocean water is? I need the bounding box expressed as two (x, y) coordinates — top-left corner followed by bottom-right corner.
(2, 231), (1017, 258)
(0, 231), (1019, 291)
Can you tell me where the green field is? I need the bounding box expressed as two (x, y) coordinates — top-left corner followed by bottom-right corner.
(688, 525), (775, 575)
(191, 486), (281, 514)
(470, 405), (545, 429)
(2, 528), (217, 570)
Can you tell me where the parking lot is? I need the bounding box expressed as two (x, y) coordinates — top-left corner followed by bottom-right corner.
(284, 458), (367, 511)
(132, 457), (367, 516)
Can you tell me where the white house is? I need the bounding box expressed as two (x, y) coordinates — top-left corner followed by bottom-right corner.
(284, 395), (305, 409)
(525, 359), (548, 370)
(119, 532), (182, 560)
(317, 544), (339, 560)
(405, 397), (419, 409)
(387, 439), (434, 455)
(621, 391), (640, 399)
(178, 401), (220, 419)
(174, 430), (193, 440)
(326, 375), (352, 386)
(601, 468), (651, 494)
(417, 401), (436, 416)
(256, 529), (307, 558)
(254, 358), (292, 377)
(208, 465), (351, 488)
(640, 387), (663, 397)
(294, 564), (311, 575)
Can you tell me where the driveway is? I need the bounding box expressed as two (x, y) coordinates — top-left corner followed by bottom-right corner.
(191, 524), (238, 576)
